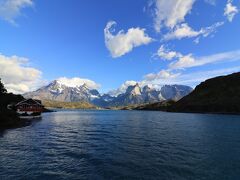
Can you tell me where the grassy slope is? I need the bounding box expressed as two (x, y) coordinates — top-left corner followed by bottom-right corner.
(42, 100), (97, 109)
(133, 100), (175, 111)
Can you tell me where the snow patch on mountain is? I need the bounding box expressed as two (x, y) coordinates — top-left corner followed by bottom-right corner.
(57, 77), (100, 89)
(24, 79), (193, 107)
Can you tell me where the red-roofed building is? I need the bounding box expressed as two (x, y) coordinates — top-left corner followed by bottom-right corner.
(15, 99), (44, 115)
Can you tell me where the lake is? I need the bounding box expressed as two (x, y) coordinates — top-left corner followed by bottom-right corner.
(0, 110), (240, 179)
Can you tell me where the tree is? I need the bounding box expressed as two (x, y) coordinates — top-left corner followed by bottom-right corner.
(0, 78), (7, 94)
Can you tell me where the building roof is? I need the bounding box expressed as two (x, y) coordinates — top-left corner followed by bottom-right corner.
(16, 99), (43, 106)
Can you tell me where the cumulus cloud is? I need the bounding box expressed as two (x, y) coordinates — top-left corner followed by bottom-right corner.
(164, 22), (224, 41)
(0, 0), (33, 24)
(0, 53), (42, 94)
(151, 0), (224, 42)
(169, 54), (195, 69)
(157, 45), (181, 60)
(224, 0), (238, 22)
(156, 45), (195, 69)
(57, 77), (100, 90)
(153, 0), (196, 32)
(164, 23), (200, 40)
(144, 70), (180, 81)
(104, 21), (153, 58)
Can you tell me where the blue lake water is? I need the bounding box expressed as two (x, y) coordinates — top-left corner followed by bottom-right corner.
(0, 110), (240, 179)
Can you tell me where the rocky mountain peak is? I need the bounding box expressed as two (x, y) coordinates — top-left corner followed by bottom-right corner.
(142, 85), (151, 93)
(81, 83), (88, 89)
(78, 83), (90, 92)
(24, 79), (193, 108)
(47, 80), (67, 94)
(126, 83), (141, 96)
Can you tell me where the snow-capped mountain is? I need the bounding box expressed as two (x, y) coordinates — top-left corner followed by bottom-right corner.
(109, 83), (144, 106)
(24, 80), (193, 107)
(107, 84), (193, 106)
(24, 80), (101, 103)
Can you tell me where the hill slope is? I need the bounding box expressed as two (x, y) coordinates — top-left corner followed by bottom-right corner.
(170, 72), (240, 113)
(135, 72), (240, 114)
(0, 78), (27, 129)
(42, 100), (97, 109)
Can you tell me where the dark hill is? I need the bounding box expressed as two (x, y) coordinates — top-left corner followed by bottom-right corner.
(0, 78), (33, 130)
(133, 72), (240, 114)
(0, 92), (26, 129)
(170, 72), (240, 114)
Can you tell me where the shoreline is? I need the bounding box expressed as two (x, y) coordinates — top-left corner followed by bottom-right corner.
(1, 108), (239, 132)
(0, 107), (53, 132)
(132, 109), (240, 116)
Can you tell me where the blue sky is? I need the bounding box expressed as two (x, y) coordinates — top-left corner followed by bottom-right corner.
(0, 0), (240, 94)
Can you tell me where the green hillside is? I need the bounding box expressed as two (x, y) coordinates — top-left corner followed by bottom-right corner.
(42, 100), (97, 109)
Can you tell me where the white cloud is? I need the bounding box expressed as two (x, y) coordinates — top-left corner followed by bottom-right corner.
(201, 22), (225, 37)
(164, 23), (200, 40)
(144, 70), (180, 81)
(107, 49), (240, 92)
(224, 0), (238, 22)
(164, 22), (224, 41)
(0, 53), (42, 94)
(170, 49), (240, 69)
(104, 21), (153, 58)
(157, 45), (181, 60)
(151, 0), (224, 42)
(156, 45), (196, 70)
(145, 49), (240, 87)
(144, 66), (240, 87)
(169, 66), (240, 86)
(169, 54), (195, 69)
(57, 77), (100, 90)
(0, 0), (33, 24)
(156, 47), (240, 70)
(153, 0), (196, 32)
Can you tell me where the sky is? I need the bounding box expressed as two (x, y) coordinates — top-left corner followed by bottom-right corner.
(0, 0), (240, 95)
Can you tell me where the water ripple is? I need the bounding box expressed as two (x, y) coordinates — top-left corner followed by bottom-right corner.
(1, 110), (240, 179)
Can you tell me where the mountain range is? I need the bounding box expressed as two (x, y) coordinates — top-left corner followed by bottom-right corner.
(24, 80), (193, 107)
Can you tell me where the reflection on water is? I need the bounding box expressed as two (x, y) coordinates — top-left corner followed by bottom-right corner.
(0, 110), (240, 179)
